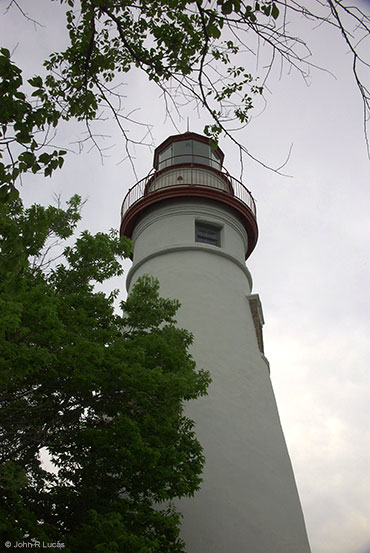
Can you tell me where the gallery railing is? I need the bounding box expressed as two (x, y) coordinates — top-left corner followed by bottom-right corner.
(121, 156), (256, 219)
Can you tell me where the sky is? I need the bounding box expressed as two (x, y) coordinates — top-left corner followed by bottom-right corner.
(1, 1), (370, 552)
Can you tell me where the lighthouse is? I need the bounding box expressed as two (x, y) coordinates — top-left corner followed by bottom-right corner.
(120, 132), (311, 553)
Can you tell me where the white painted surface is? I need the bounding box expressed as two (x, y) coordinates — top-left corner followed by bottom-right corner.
(126, 198), (311, 553)
(147, 167), (229, 193)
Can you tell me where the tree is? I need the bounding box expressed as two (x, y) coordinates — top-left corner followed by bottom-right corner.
(0, 194), (210, 552)
(3, 0), (370, 178)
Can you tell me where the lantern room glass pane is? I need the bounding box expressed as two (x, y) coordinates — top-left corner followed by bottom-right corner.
(211, 149), (221, 169)
(173, 140), (192, 164)
(158, 145), (172, 169)
(193, 140), (210, 165)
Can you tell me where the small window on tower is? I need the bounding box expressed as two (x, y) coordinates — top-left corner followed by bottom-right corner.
(195, 221), (221, 247)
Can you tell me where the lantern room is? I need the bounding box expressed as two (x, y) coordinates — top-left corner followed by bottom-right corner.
(154, 133), (224, 170)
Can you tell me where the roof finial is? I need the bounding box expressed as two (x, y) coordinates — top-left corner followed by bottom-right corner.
(187, 117), (190, 132)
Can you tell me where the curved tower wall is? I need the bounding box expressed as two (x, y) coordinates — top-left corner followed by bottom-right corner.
(125, 197), (311, 553)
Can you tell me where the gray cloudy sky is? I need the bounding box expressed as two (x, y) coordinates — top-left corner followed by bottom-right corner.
(1, 1), (369, 552)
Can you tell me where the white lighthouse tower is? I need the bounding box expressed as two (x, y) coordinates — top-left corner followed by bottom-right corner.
(120, 132), (311, 553)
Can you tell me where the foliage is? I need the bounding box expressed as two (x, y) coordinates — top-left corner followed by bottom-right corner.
(0, 195), (210, 552)
(43, 0), (274, 146)
(0, 47), (65, 194)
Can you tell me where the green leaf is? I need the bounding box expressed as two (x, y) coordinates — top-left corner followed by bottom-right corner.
(28, 75), (43, 88)
(271, 3), (279, 19)
(38, 153), (52, 164)
(18, 151), (36, 167)
(208, 24), (221, 39)
(15, 132), (31, 144)
(0, 47), (10, 58)
(31, 163), (41, 174)
(0, 184), (10, 200)
(221, 1), (233, 15)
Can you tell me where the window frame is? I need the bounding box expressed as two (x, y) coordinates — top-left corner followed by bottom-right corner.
(195, 220), (222, 247)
